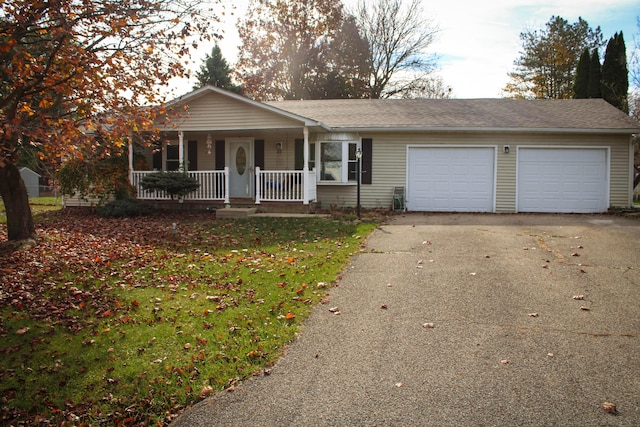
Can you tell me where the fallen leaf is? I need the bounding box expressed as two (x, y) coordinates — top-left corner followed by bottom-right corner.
(422, 322), (435, 328)
(395, 382), (404, 387)
(547, 353), (555, 358)
(199, 385), (214, 398)
(602, 402), (617, 415)
(580, 306), (590, 311)
(571, 253), (580, 257)
(572, 295), (585, 300)
(15, 327), (29, 335)
(500, 359), (509, 364)
(380, 304), (388, 309)
(183, 343), (192, 350)
(528, 313), (539, 317)
(285, 312), (295, 319)
(469, 272), (477, 276)
(329, 307), (340, 313)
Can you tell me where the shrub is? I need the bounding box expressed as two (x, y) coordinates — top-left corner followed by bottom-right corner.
(139, 171), (200, 199)
(97, 198), (150, 217)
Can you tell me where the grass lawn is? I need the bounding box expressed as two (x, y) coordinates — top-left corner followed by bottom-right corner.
(0, 207), (378, 425)
(0, 197), (62, 224)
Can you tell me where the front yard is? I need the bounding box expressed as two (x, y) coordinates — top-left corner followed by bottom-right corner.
(0, 207), (377, 425)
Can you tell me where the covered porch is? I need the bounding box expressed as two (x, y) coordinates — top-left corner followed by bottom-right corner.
(128, 126), (319, 209)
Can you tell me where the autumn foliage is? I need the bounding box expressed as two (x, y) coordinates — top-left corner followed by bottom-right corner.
(0, 0), (220, 241)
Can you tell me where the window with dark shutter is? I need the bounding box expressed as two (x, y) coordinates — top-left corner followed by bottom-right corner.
(254, 139), (265, 169)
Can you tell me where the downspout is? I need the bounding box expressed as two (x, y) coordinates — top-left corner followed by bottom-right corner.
(303, 126), (309, 205)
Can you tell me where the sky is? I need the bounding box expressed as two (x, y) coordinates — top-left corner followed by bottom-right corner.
(171, 0), (640, 99)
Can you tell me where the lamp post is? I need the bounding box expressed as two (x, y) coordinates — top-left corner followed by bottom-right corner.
(355, 146), (362, 219)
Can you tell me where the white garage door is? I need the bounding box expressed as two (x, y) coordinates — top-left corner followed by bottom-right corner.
(407, 147), (495, 212)
(517, 148), (608, 213)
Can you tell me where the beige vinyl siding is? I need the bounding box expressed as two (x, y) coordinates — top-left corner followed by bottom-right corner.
(159, 93), (304, 132)
(316, 131), (632, 212)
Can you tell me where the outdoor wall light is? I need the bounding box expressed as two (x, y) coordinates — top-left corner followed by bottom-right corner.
(276, 142), (283, 153)
(503, 145), (510, 154)
(206, 134), (213, 155)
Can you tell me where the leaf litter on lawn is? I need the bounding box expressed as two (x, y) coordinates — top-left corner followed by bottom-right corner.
(0, 209), (378, 426)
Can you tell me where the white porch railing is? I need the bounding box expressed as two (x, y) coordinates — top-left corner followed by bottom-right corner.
(132, 168), (317, 205)
(255, 168), (317, 204)
(132, 169), (229, 202)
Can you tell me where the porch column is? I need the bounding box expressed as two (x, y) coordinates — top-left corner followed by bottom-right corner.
(128, 140), (134, 185)
(303, 126), (309, 205)
(178, 131), (185, 171)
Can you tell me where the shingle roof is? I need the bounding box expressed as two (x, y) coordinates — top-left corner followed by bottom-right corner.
(266, 98), (640, 132)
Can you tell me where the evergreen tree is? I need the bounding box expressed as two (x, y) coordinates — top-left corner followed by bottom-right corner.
(587, 48), (602, 98)
(602, 32), (629, 113)
(503, 16), (603, 99)
(573, 48), (590, 98)
(194, 44), (242, 93)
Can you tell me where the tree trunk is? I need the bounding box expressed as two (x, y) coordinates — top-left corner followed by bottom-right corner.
(0, 161), (36, 241)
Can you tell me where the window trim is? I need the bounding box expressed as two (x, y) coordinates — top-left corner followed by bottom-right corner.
(317, 140), (359, 184)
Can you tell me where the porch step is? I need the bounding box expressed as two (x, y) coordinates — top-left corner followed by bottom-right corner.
(216, 207), (257, 219)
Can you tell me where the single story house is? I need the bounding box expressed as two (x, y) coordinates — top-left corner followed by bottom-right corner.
(19, 166), (41, 198)
(124, 85), (639, 213)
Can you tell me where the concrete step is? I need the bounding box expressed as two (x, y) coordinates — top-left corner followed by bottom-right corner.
(216, 207), (257, 219)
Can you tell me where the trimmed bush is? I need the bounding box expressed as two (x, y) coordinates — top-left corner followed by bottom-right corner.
(139, 171), (200, 199)
(97, 198), (150, 217)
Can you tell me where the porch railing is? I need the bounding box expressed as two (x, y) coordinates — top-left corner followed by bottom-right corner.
(131, 168), (316, 205)
(255, 168), (317, 204)
(132, 169), (229, 202)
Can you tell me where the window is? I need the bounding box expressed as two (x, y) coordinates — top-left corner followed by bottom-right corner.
(166, 144), (180, 171)
(319, 141), (358, 183)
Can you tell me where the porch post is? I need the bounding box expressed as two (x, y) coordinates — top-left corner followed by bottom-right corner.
(303, 126), (309, 205)
(128, 140), (134, 185)
(178, 131), (185, 171)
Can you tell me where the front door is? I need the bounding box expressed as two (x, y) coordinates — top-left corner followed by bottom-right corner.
(228, 138), (253, 198)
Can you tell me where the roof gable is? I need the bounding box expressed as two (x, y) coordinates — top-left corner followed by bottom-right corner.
(159, 86), (325, 131)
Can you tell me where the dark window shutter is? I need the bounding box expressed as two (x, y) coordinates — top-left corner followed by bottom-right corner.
(152, 147), (162, 170)
(215, 140), (225, 170)
(294, 139), (304, 170)
(361, 138), (372, 184)
(254, 139), (265, 169)
(187, 140), (198, 171)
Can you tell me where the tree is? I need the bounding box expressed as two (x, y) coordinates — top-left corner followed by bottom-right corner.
(236, 0), (370, 100)
(504, 16), (603, 99)
(588, 48), (603, 98)
(354, 0), (439, 99)
(573, 48), (590, 98)
(194, 44), (242, 93)
(602, 32), (629, 113)
(0, 0), (219, 243)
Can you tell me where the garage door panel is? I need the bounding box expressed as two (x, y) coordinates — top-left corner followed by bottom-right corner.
(517, 148), (607, 213)
(408, 147), (495, 212)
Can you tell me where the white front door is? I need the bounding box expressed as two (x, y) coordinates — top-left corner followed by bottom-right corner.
(228, 138), (254, 198)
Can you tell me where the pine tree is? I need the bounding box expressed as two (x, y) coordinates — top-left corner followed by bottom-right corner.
(194, 44), (242, 93)
(602, 32), (629, 113)
(587, 48), (602, 98)
(573, 48), (590, 98)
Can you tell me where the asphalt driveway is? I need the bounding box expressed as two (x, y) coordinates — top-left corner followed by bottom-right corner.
(172, 213), (640, 426)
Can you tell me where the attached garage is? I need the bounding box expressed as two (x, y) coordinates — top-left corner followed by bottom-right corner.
(517, 147), (608, 213)
(407, 146), (496, 212)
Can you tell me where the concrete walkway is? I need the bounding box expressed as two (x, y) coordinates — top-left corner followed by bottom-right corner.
(171, 213), (640, 426)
